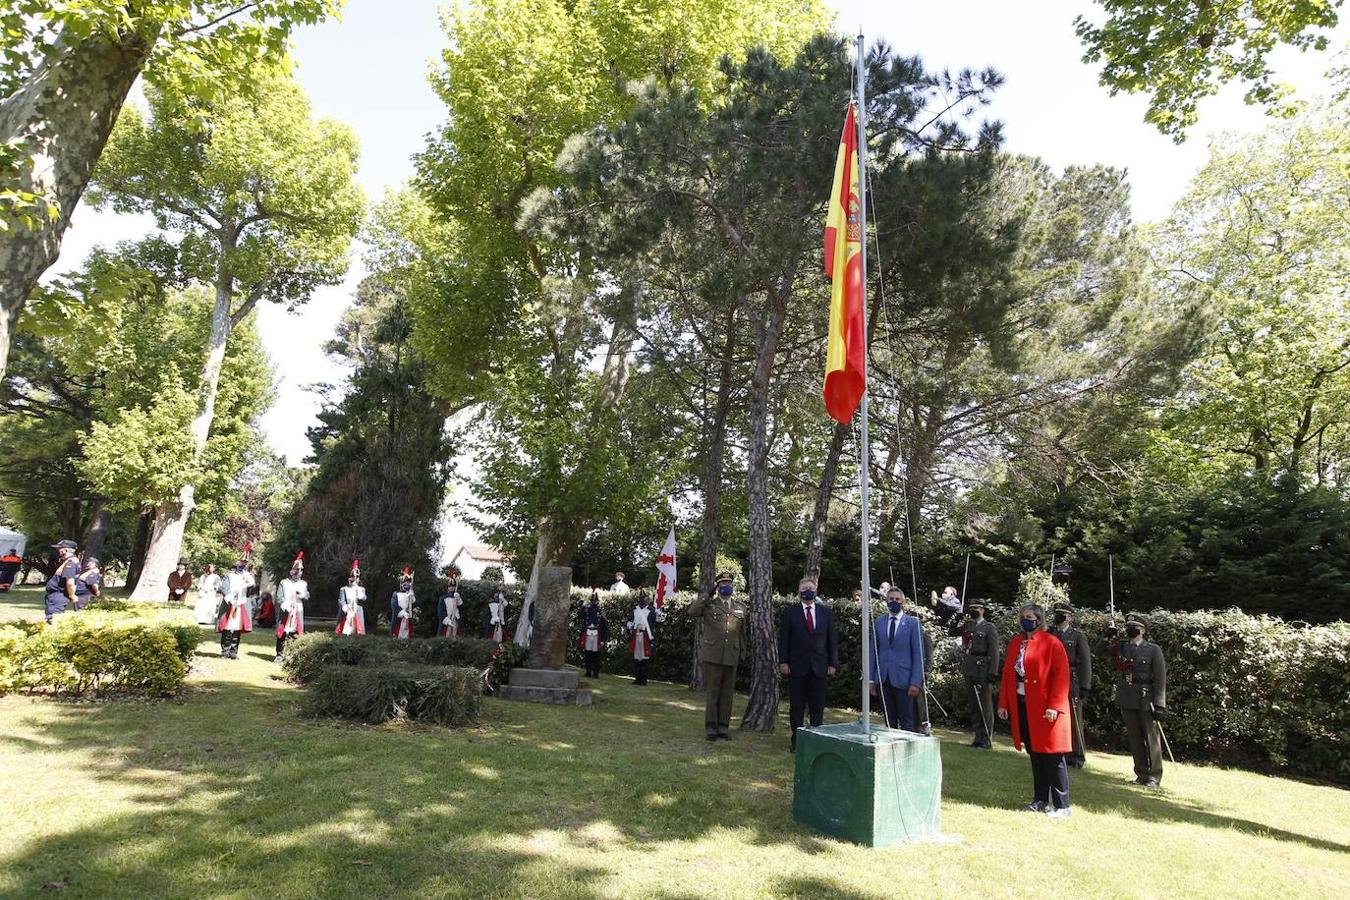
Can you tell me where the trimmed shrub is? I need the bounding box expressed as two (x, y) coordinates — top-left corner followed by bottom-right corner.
(281, 633), (504, 685)
(0, 616), (190, 697)
(304, 664), (481, 726)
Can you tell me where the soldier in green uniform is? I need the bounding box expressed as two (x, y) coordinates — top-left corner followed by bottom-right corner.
(958, 600), (999, 748)
(688, 571), (746, 741)
(1097, 613), (1168, 787)
(1049, 603), (1092, 768)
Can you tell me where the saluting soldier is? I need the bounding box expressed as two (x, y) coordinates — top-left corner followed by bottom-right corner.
(959, 600), (1000, 748)
(1049, 603), (1092, 768)
(1097, 613), (1168, 787)
(688, 571), (746, 741)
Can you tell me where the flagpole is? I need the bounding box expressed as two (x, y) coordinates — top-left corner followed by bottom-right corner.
(855, 31), (872, 736)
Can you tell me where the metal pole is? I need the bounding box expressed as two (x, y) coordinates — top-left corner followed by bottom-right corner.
(856, 32), (872, 735)
(1046, 553), (1055, 604)
(1108, 553), (1116, 622)
(960, 551), (971, 607)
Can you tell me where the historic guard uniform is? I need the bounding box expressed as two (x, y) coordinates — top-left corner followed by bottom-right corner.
(436, 581), (463, 639)
(485, 588), (509, 642)
(688, 572), (746, 740)
(275, 553), (308, 661)
(959, 600), (1000, 748)
(167, 559), (193, 604)
(627, 591), (658, 686)
(578, 590), (608, 678)
(1098, 614), (1168, 787)
(1050, 603), (1093, 767)
(194, 564), (221, 624)
(390, 568), (416, 639)
(216, 556), (255, 658)
(336, 560), (367, 635)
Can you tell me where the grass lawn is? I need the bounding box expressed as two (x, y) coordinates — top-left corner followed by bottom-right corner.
(2, 586), (1348, 899)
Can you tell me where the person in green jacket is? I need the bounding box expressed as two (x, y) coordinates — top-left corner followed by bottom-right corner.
(1098, 613), (1168, 787)
(689, 571), (747, 741)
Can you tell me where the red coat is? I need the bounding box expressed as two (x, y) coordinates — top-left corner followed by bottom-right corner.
(998, 630), (1072, 754)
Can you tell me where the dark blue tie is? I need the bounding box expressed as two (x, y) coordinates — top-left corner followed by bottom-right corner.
(889, 618), (897, 644)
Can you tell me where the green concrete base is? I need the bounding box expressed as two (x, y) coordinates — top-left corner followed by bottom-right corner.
(792, 722), (942, 847)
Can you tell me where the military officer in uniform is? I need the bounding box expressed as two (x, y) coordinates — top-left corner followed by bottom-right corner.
(959, 600), (1000, 748)
(1098, 613), (1168, 787)
(1049, 603), (1092, 768)
(44, 539), (85, 622)
(688, 571), (746, 741)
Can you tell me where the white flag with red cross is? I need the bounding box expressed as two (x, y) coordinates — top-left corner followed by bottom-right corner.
(654, 526), (676, 608)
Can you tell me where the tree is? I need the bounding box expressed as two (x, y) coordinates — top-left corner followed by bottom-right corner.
(1076, 0), (1343, 139)
(87, 64), (362, 600)
(551, 37), (1001, 728)
(267, 274), (452, 618)
(0, 0), (342, 379)
(1150, 98), (1350, 483)
(0, 250), (272, 574)
(410, 0), (829, 636)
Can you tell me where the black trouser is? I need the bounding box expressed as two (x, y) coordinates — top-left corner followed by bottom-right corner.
(275, 633), (296, 657)
(788, 673), (827, 740)
(1018, 697), (1069, 809)
(633, 658), (649, 685)
(967, 676), (994, 744)
(220, 631), (241, 657)
(583, 650), (601, 678)
(1121, 705), (1164, 783)
(913, 675), (931, 731)
(703, 662), (737, 736)
(879, 680), (915, 730)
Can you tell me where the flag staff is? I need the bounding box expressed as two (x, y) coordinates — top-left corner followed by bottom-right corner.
(855, 31), (873, 735)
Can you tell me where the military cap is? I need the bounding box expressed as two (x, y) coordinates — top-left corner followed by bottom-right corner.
(966, 598), (988, 611)
(1052, 602), (1075, 615)
(714, 571), (734, 584)
(1124, 613), (1147, 630)
(50, 539), (77, 550)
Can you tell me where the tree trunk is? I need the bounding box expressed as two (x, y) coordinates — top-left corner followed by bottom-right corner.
(0, 24), (156, 379)
(125, 508), (153, 588)
(739, 289), (791, 732)
(515, 518), (584, 647)
(804, 422), (850, 581)
(131, 249), (235, 600)
(81, 501), (112, 563)
(691, 306), (739, 690)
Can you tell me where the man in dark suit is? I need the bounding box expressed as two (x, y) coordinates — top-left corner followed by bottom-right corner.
(869, 586), (925, 730)
(778, 576), (839, 751)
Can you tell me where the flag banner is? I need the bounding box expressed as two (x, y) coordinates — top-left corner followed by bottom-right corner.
(823, 102), (866, 424)
(654, 526), (676, 608)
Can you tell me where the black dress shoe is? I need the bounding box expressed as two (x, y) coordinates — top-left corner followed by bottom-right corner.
(717, 733), (731, 741)
(706, 734), (718, 742)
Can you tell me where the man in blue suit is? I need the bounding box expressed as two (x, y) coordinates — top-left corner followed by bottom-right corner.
(869, 586), (925, 730)
(778, 576), (839, 751)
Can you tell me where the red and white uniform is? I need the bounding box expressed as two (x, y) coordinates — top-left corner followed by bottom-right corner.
(628, 604), (655, 660)
(216, 568), (255, 632)
(336, 584), (367, 635)
(276, 576), (307, 638)
(392, 588), (415, 639)
(487, 595), (508, 643)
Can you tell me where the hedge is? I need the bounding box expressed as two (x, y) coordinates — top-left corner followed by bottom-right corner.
(0, 609), (198, 697)
(303, 664), (482, 726)
(281, 633), (504, 685)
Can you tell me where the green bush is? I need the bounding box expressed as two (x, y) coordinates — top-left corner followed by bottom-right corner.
(304, 664), (481, 726)
(282, 633), (504, 685)
(0, 616), (191, 697)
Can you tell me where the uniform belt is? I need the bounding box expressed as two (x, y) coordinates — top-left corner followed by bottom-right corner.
(967, 651), (988, 657)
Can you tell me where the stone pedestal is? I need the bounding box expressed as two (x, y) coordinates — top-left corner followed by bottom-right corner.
(498, 565), (591, 705)
(499, 666), (593, 706)
(792, 722), (942, 847)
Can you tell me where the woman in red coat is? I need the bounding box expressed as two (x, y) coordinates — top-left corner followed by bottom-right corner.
(998, 603), (1073, 818)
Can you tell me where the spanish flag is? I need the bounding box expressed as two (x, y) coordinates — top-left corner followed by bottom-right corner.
(823, 103), (866, 424)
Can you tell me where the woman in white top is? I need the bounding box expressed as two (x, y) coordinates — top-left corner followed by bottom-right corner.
(194, 564), (221, 625)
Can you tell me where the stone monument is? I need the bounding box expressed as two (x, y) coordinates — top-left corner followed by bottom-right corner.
(498, 565), (592, 706)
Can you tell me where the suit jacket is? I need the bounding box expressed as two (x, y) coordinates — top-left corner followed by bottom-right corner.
(777, 602), (839, 678)
(869, 614), (924, 690)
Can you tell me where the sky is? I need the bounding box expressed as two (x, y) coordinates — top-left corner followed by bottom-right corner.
(49, 0), (1347, 558)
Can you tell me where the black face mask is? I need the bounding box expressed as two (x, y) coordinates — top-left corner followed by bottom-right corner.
(800, 590), (816, 602)
(638, 599), (648, 608)
(970, 610), (983, 620)
(1053, 612), (1068, 625)
(1126, 625), (1143, 639)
